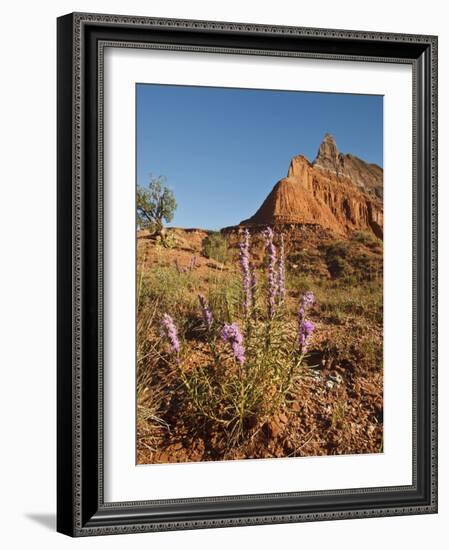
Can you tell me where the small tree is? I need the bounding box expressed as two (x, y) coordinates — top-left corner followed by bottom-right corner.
(137, 176), (177, 237)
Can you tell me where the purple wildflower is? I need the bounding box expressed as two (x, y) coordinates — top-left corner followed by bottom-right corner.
(264, 227), (278, 318)
(220, 323), (245, 364)
(277, 234), (286, 304)
(301, 291), (315, 309)
(297, 291), (315, 323)
(298, 320), (315, 352)
(251, 267), (257, 299)
(239, 229), (252, 315)
(160, 314), (180, 355)
(297, 291), (316, 352)
(198, 294), (213, 329)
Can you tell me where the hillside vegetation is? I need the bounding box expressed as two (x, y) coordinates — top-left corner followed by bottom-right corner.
(136, 225), (383, 463)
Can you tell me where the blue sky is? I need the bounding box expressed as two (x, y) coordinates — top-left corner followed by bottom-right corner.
(136, 84), (383, 230)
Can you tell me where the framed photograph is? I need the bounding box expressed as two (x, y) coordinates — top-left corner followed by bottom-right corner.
(57, 12), (438, 536)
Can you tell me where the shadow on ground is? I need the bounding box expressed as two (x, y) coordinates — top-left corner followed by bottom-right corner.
(25, 513), (56, 531)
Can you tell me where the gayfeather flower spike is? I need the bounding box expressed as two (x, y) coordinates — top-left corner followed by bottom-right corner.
(220, 323), (245, 365)
(198, 294), (214, 330)
(297, 291), (315, 353)
(250, 266), (257, 301)
(160, 314), (180, 355)
(277, 233), (286, 304)
(239, 229), (252, 315)
(298, 319), (315, 352)
(264, 227), (278, 319)
(299, 291), (315, 317)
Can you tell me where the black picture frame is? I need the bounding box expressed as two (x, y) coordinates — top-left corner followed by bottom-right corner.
(57, 12), (438, 537)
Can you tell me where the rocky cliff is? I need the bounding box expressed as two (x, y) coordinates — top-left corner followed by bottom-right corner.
(313, 133), (383, 200)
(241, 134), (383, 238)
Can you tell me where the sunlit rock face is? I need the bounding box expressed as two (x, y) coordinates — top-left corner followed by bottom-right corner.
(241, 134), (383, 239)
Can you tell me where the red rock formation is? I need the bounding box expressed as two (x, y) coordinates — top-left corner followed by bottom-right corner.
(241, 135), (383, 238)
(313, 133), (383, 200)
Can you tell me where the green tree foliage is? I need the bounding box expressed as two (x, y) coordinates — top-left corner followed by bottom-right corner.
(137, 176), (177, 236)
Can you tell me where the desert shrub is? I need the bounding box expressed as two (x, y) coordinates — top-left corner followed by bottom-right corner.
(325, 241), (349, 259)
(159, 228), (317, 445)
(288, 249), (323, 275)
(202, 232), (230, 263)
(155, 231), (177, 249)
(352, 231), (378, 246)
(323, 239), (382, 282)
(342, 274), (358, 286)
(327, 255), (349, 278)
(352, 231), (383, 254)
(351, 252), (383, 282)
(322, 241), (350, 279)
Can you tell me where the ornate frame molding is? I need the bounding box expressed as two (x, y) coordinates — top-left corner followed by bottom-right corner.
(57, 12), (437, 537)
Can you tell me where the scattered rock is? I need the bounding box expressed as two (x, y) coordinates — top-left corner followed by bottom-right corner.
(265, 414), (288, 439)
